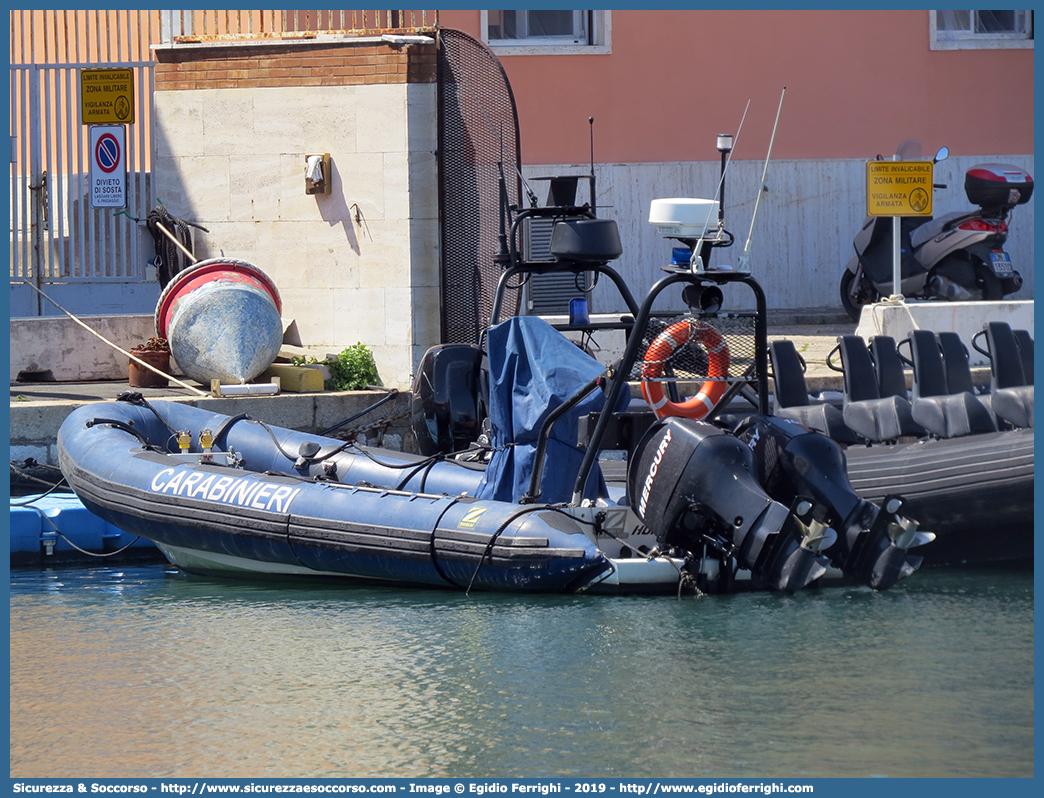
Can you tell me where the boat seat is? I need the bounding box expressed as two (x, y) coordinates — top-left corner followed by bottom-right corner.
(868, 336), (909, 400)
(937, 330), (1000, 425)
(905, 330), (996, 439)
(936, 331), (977, 395)
(768, 339), (858, 443)
(1013, 329), (1033, 385)
(981, 322), (1028, 389)
(975, 322), (1034, 429)
(903, 332), (948, 400)
(836, 335), (924, 442)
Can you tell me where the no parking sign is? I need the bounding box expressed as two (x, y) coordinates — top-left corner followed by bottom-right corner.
(89, 125), (126, 208)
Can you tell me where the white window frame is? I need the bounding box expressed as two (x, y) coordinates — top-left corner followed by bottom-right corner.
(481, 10), (611, 56)
(930, 10), (1033, 50)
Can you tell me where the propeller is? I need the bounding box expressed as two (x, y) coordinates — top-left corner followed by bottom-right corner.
(887, 517), (936, 551)
(800, 519), (838, 553)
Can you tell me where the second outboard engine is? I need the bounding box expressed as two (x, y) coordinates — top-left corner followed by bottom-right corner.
(737, 415), (934, 590)
(411, 344), (487, 456)
(627, 417), (837, 593)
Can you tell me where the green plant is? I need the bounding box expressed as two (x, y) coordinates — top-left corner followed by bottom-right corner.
(290, 355), (320, 366)
(326, 343), (380, 391)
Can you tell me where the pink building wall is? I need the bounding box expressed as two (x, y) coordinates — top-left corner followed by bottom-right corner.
(440, 9), (1033, 164)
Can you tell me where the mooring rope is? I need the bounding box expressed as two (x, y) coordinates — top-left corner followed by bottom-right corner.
(20, 501), (143, 558)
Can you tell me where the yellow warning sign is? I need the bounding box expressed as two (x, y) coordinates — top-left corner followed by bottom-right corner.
(866, 161), (934, 216)
(80, 68), (135, 125)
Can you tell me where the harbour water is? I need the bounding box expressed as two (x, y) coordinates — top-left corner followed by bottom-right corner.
(9, 562), (1033, 779)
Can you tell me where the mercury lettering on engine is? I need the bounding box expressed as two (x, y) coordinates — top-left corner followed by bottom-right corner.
(639, 428), (673, 517)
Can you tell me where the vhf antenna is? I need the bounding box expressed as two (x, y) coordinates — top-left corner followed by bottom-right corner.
(589, 116), (596, 215)
(691, 99), (750, 273)
(739, 86), (786, 273)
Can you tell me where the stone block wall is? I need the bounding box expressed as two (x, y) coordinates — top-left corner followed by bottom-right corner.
(151, 38), (439, 389)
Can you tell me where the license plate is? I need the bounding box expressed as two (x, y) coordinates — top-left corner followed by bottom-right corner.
(990, 250), (1015, 276)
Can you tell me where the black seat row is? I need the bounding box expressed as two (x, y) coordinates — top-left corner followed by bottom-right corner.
(902, 330), (996, 439)
(972, 322), (1034, 429)
(834, 335), (924, 443)
(770, 324), (1033, 444)
(768, 339), (858, 443)
(769, 335), (921, 444)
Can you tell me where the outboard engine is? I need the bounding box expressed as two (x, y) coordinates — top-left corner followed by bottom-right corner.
(411, 344), (487, 455)
(737, 414), (934, 590)
(627, 417), (837, 593)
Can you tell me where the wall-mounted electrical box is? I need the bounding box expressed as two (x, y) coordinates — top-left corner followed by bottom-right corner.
(304, 153), (331, 195)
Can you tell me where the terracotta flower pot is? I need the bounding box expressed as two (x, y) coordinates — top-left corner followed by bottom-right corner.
(129, 349), (171, 388)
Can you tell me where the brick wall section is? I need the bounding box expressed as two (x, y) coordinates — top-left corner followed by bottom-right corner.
(154, 40), (437, 90)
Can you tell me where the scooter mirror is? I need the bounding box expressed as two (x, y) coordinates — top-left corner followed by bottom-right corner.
(934, 146), (949, 163)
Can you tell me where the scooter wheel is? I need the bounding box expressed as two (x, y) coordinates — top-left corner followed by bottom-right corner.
(840, 270), (872, 322)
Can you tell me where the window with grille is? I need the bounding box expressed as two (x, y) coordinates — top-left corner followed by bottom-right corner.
(931, 10), (1033, 49)
(482, 10), (611, 55)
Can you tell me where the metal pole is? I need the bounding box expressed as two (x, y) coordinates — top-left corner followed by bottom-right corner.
(891, 153), (902, 298)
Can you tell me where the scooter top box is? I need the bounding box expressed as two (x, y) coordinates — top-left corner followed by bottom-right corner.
(965, 163), (1033, 207)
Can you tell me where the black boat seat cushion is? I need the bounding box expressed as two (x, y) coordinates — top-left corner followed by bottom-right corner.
(777, 405), (859, 444)
(991, 386), (1034, 429)
(980, 322), (1033, 429)
(906, 330), (996, 438)
(913, 392), (998, 439)
(1013, 329), (1033, 385)
(837, 335), (924, 442)
(769, 340), (858, 443)
(936, 331), (977, 396)
(869, 336), (909, 399)
(984, 322), (1027, 390)
(907, 330), (949, 399)
(768, 339), (811, 409)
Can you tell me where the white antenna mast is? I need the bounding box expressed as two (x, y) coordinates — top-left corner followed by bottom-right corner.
(738, 86), (786, 273)
(691, 99), (750, 273)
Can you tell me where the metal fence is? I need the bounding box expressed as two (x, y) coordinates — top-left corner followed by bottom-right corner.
(10, 10), (438, 315)
(160, 10), (438, 42)
(10, 10), (157, 315)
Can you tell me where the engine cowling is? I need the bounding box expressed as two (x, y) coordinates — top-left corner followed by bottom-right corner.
(737, 414), (933, 591)
(627, 417), (831, 593)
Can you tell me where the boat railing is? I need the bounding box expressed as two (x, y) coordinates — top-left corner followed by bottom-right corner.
(485, 182), (770, 507)
(570, 269), (769, 505)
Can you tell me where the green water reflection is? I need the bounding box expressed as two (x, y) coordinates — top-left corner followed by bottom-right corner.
(9, 565), (1033, 778)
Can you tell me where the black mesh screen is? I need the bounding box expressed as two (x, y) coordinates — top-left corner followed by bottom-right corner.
(437, 28), (522, 344)
(630, 313), (760, 389)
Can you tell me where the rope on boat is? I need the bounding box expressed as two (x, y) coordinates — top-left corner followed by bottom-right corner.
(21, 499), (143, 558)
(426, 494), (468, 589)
(10, 461), (69, 498)
(462, 504), (613, 596)
(319, 389), (400, 436)
(465, 505), (550, 596)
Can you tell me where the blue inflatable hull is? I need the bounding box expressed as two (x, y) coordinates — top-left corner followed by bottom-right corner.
(57, 399), (614, 593)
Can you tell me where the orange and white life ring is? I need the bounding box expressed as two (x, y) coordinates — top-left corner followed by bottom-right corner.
(640, 320), (730, 419)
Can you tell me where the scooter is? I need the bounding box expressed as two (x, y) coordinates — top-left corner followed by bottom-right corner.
(840, 139), (1033, 321)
